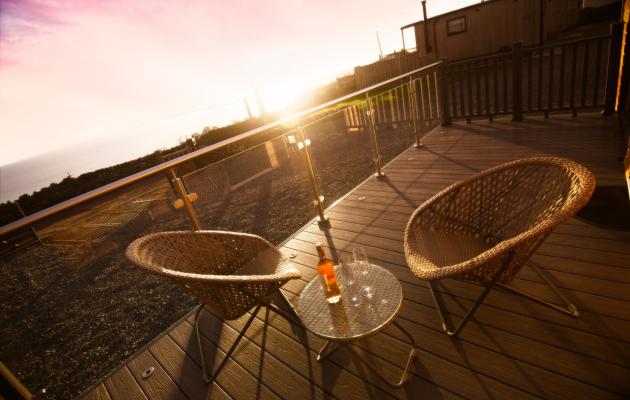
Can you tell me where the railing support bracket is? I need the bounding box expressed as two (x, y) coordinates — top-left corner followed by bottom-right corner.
(168, 169), (202, 231)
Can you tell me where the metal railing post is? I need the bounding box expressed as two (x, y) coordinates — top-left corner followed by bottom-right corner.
(438, 62), (452, 126)
(409, 77), (422, 148)
(297, 124), (328, 223)
(603, 22), (624, 116)
(512, 42), (524, 121)
(365, 93), (385, 177)
(433, 70), (441, 119)
(168, 169), (202, 231)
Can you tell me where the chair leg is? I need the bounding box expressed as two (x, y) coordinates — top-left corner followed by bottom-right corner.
(195, 304), (262, 384)
(344, 321), (417, 388)
(428, 280), (496, 337)
(428, 262), (508, 337)
(316, 340), (341, 361)
(256, 290), (304, 328)
(496, 262), (579, 317)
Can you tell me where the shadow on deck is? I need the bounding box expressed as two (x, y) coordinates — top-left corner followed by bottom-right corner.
(82, 114), (630, 400)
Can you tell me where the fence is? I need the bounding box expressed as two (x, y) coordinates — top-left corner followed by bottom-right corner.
(440, 25), (622, 125)
(352, 25), (621, 126)
(354, 50), (426, 88)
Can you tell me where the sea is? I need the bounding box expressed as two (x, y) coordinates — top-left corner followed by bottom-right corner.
(0, 135), (165, 203)
(0, 108), (246, 203)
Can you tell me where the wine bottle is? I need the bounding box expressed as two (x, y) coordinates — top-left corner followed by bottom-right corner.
(315, 243), (341, 304)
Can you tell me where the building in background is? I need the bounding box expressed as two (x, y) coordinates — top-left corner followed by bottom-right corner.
(352, 0), (621, 89)
(401, 0), (582, 63)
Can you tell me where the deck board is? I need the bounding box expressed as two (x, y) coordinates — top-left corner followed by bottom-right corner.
(82, 114), (630, 399)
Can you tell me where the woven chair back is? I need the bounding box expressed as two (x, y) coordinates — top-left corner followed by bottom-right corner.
(405, 157), (595, 283)
(126, 231), (300, 320)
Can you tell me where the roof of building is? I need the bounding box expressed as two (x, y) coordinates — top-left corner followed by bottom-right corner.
(400, 0), (501, 30)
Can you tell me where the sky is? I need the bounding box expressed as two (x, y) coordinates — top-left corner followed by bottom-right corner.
(0, 0), (477, 167)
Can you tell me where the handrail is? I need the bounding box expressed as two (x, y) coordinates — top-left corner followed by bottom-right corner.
(530, 33), (610, 52)
(0, 60), (444, 235)
(447, 34), (611, 67)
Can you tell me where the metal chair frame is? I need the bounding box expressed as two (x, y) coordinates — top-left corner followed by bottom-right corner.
(193, 290), (303, 384)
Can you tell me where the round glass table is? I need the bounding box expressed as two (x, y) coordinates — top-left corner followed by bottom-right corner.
(298, 263), (416, 388)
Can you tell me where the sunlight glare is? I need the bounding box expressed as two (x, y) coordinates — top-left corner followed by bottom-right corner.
(258, 77), (319, 114)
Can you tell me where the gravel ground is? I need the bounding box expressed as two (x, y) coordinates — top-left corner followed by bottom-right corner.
(0, 122), (433, 399)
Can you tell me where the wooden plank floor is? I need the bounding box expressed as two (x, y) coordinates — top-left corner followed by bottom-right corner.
(82, 114), (630, 400)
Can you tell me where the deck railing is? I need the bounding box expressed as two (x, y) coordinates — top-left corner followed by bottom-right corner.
(2, 23), (623, 239)
(0, 60), (443, 240)
(441, 26), (621, 124)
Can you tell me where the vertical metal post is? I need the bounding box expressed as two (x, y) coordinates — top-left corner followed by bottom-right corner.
(409, 77), (422, 148)
(570, 43), (577, 115)
(419, 76), (427, 122)
(547, 45), (554, 112)
(538, 49), (544, 111)
(168, 169), (202, 231)
(365, 93), (385, 178)
(467, 60), (473, 121)
(475, 60), (482, 115)
(559, 45), (566, 109)
(401, 83), (407, 123)
(389, 89), (395, 125)
(512, 42), (524, 121)
(603, 22), (624, 115)
(395, 86), (402, 123)
(460, 65), (467, 117)
(581, 41), (590, 108)
(484, 58), (490, 117)
(617, 23), (630, 112)
(438, 62), (452, 126)
(592, 38), (603, 106)
(434, 70), (441, 119)
(297, 124), (328, 223)
(426, 75), (433, 120)
(527, 49), (532, 112)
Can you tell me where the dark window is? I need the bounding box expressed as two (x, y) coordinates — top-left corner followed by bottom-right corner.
(446, 16), (466, 36)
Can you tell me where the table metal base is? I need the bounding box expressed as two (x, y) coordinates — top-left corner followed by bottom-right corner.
(316, 321), (417, 388)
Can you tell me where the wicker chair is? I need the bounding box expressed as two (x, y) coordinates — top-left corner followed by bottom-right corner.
(126, 230), (301, 383)
(404, 157), (595, 336)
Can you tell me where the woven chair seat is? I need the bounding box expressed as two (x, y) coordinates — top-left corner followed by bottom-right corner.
(126, 230), (300, 320)
(405, 229), (491, 280)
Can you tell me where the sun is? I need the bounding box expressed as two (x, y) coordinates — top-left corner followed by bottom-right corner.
(254, 77), (320, 115)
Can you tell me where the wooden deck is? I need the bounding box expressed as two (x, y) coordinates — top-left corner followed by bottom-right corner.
(82, 114), (630, 400)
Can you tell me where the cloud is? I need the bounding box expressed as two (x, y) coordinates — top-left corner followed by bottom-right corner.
(1, 0), (429, 166)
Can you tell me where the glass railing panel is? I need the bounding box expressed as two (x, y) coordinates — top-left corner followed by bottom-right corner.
(181, 129), (316, 244)
(301, 101), (377, 205)
(1, 173), (198, 400)
(370, 82), (418, 166)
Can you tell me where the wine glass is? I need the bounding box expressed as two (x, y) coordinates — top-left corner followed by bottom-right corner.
(353, 246), (369, 276)
(348, 291), (363, 307)
(339, 253), (356, 286)
(353, 246), (374, 301)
